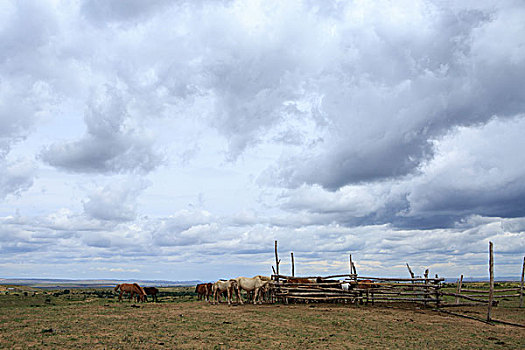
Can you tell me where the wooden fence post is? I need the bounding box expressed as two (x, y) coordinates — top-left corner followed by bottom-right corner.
(291, 252), (295, 277)
(520, 256), (525, 307)
(274, 240), (280, 279)
(487, 241), (494, 322)
(424, 269), (429, 307)
(406, 263), (415, 279)
(455, 275), (464, 304)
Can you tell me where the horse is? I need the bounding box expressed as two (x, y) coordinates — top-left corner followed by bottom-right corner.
(211, 279), (238, 305)
(235, 276), (269, 305)
(251, 275), (272, 302)
(114, 283), (146, 302)
(254, 275), (271, 282)
(195, 283), (213, 302)
(285, 277), (316, 284)
(355, 279), (378, 304)
(143, 287), (159, 302)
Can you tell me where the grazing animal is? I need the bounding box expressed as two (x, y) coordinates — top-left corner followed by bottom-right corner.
(195, 283), (213, 302)
(315, 277), (339, 288)
(143, 287), (159, 302)
(212, 279), (238, 305)
(355, 279), (378, 304)
(285, 277), (317, 284)
(235, 276), (270, 305)
(356, 279), (377, 289)
(253, 275), (272, 302)
(254, 275), (272, 282)
(114, 283), (147, 302)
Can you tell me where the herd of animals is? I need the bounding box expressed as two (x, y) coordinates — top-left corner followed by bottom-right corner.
(114, 276), (378, 305)
(195, 275), (272, 305)
(114, 283), (158, 302)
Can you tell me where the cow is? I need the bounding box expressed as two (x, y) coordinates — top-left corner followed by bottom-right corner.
(195, 283), (213, 302)
(211, 279), (238, 305)
(235, 276), (270, 305)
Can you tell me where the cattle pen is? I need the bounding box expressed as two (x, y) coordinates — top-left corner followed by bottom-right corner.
(265, 240), (525, 327)
(270, 274), (444, 306)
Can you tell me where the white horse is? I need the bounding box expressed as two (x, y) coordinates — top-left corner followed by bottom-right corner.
(235, 276), (269, 304)
(253, 275), (271, 282)
(212, 279), (238, 305)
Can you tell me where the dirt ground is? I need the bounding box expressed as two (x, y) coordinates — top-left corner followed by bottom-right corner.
(0, 289), (523, 349)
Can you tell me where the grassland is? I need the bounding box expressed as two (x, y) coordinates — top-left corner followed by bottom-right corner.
(0, 285), (523, 349)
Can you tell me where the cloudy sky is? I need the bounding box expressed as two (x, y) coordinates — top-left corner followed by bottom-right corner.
(1, 0), (524, 281)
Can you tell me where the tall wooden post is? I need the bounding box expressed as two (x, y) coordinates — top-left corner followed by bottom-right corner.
(274, 240), (280, 278)
(487, 241), (494, 321)
(291, 252), (295, 277)
(455, 275), (464, 304)
(520, 256), (525, 307)
(424, 269), (429, 307)
(349, 254), (357, 281)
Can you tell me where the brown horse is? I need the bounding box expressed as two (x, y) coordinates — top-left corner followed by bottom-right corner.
(195, 283), (213, 302)
(143, 287), (159, 302)
(114, 283), (147, 302)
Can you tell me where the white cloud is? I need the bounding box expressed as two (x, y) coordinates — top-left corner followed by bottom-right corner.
(83, 177), (150, 221)
(0, 0), (524, 280)
(407, 116), (525, 219)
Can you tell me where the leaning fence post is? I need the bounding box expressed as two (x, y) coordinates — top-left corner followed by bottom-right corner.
(455, 275), (464, 304)
(520, 256), (525, 307)
(406, 263), (415, 279)
(487, 241), (494, 322)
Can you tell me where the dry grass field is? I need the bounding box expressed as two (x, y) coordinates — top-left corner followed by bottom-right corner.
(0, 286), (523, 349)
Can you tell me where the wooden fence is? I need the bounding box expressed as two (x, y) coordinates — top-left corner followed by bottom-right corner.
(269, 274), (444, 306)
(268, 240), (524, 327)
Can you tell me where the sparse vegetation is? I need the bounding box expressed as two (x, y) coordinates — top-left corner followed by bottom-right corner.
(0, 285), (523, 349)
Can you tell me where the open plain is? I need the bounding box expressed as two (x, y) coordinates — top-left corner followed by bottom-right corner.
(0, 286), (523, 349)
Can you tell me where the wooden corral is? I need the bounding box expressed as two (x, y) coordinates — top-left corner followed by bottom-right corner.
(269, 274), (444, 306)
(268, 240), (525, 327)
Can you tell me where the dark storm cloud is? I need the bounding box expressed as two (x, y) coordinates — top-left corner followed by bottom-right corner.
(282, 116), (525, 229)
(275, 2), (525, 190)
(405, 117), (525, 224)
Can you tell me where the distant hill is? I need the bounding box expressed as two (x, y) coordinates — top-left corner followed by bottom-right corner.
(0, 278), (202, 288)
